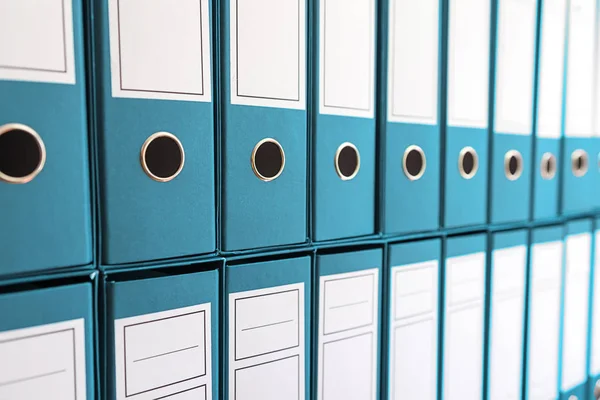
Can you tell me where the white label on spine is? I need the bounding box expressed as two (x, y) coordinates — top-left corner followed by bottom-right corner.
(536, 0), (567, 139)
(561, 232), (592, 391)
(108, 0), (212, 102)
(0, 0), (76, 84)
(387, 0), (439, 125)
(317, 269), (378, 400)
(591, 231), (600, 374)
(565, 0), (596, 137)
(443, 252), (485, 400)
(230, 0), (306, 110)
(489, 245), (527, 400)
(319, 0), (375, 118)
(596, 22), (600, 137)
(229, 283), (305, 400)
(527, 240), (563, 400)
(114, 303), (213, 400)
(0, 318), (86, 400)
(390, 261), (438, 400)
(493, 0), (537, 135)
(447, 0), (491, 129)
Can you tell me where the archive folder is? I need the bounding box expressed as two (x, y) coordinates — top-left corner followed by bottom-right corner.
(589, 218), (600, 400)
(224, 256), (311, 400)
(94, 0), (216, 264)
(103, 262), (220, 400)
(386, 238), (441, 400)
(379, 0), (441, 235)
(0, 0), (92, 275)
(442, 0), (490, 229)
(221, 0), (308, 251)
(561, 0), (596, 215)
(560, 219), (593, 400)
(489, 0), (537, 224)
(442, 233), (487, 400)
(531, 0), (567, 220)
(312, 0), (377, 242)
(0, 275), (95, 400)
(524, 225), (563, 400)
(486, 229), (528, 399)
(314, 248), (382, 400)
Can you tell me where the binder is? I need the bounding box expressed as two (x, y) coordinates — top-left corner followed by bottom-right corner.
(386, 238), (441, 400)
(489, 0), (538, 224)
(561, 0), (597, 215)
(103, 262), (220, 400)
(486, 229), (528, 399)
(442, 0), (491, 229)
(314, 248), (382, 400)
(0, 277), (95, 399)
(0, 0), (92, 275)
(311, 0), (377, 242)
(531, 0), (567, 221)
(220, 0), (308, 251)
(524, 225), (563, 400)
(560, 219), (593, 400)
(588, 218), (600, 400)
(94, 0), (216, 264)
(442, 233), (487, 400)
(224, 256), (311, 400)
(378, 0), (442, 235)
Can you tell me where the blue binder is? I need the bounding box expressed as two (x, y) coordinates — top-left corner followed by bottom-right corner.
(93, 0), (216, 264)
(386, 238), (441, 400)
(489, 0), (538, 224)
(0, 0), (92, 275)
(442, 0), (491, 229)
(531, 0), (567, 221)
(0, 276), (95, 399)
(560, 219), (593, 400)
(224, 256), (311, 400)
(314, 248), (382, 400)
(442, 233), (487, 400)
(524, 225), (563, 400)
(311, 0), (377, 242)
(379, 0), (442, 235)
(588, 218), (600, 400)
(102, 262), (220, 400)
(561, 0), (597, 215)
(486, 229), (528, 399)
(220, 0), (308, 251)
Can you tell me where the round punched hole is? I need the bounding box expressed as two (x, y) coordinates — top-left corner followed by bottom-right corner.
(569, 396), (578, 400)
(571, 149), (588, 177)
(0, 123), (46, 184)
(504, 150), (523, 181)
(458, 146), (478, 179)
(334, 142), (360, 180)
(402, 145), (426, 181)
(140, 132), (185, 182)
(540, 152), (557, 180)
(251, 138), (285, 182)
(594, 379), (600, 399)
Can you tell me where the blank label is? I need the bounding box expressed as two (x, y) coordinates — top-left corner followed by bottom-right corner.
(444, 252), (485, 400)
(536, 0), (567, 139)
(565, 0), (596, 137)
(387, 0), (439, 125)
(489, 245), (527, 400)
(317, 269), (378, 400)
(230, 0), (306, 110)
(391, 261), (438, 400)
(108, 0), (212, 102)
(447, 0), (490, 129)
(494, 0), (537, 135)
(0, 0), (76, 84)
(561, 233), (592, 391)
(229, 283), (305, 400)
(0, 318), (86, 400)
(114, 303), (213, 400)
(527, 241), (563, 399)
(320, 0), (374, 118)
